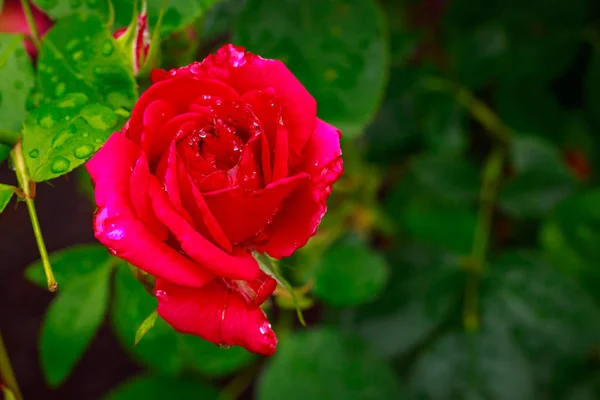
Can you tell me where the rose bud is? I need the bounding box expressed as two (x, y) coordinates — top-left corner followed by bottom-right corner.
(86, 44), (343, 355)
(113, 2), (150, 75)
(0, 0), (52, 57)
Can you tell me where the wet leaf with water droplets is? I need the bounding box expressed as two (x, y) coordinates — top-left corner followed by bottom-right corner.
(37, 13), (137, 109)
(0, 183), (16, 214)
(0, 34), (34, 138)
(22, 93), (120, 182)
(234, 0), (387, 137)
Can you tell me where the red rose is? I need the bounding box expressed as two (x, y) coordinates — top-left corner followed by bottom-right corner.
(86, 44), (343, 355)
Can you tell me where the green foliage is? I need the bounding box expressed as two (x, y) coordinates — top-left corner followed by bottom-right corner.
(257, 328), (404, 400)
(21, 93), (119, 182)
(234, 0), (388, 136)
(0, 34), (34, 133)
(32, 0), (110, 22)
(104, 375), (219, 399)
(312, 234), (389, 307)
(32, 245), (116, 386)
(37, 13), (137, 107)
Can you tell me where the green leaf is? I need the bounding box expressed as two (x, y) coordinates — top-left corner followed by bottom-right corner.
(33, 0), (110, 21)
(21, 93), (119, 182)
(0, 183), (15, 214)
(134, 310), (158, 345)
(256, 252), (306, 325)
(409, 326), (535, 400)
(40, 256), (113, 386)
(202, 0), (246, 39)
(234, 0), (388, 136)
(484, 251), (600, 364)
(0, 34), (35, 133)
(354, 243), (463, 358)
(25, 243), (115, 288)
(312, 234), (389, 307)
(498, 136), (576, 218)
(37, 13), (137, 108)
(257, 328), (404, 400)
(401, 201), (477, 254)
(410, 154), (480, 205)
(104, 375), (219, 400)
(112, 265), (254, 377)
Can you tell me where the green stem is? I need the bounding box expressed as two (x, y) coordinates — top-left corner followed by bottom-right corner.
(463, 147), (505, 333)
(19, 0), (41, 50)
(11, 142), (57, 292)
(422, 77), (512, 144)
(0, 331), (23, 400)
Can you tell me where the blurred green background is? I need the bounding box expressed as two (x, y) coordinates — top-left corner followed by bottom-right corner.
(3, 0), (600, 398)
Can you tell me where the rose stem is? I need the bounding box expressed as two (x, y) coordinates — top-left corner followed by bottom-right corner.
(0, 331), (24, 400)
(11, 142), (57, 292)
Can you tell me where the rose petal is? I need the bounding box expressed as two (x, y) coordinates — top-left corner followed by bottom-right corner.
(149, 177), (262, 281)
(86, 133), (214, 287)
(128, 77), (240, 145)
(155, 279), (277, 356)
(204, 173), (309, 245)
(155, 140), (197, 226)
(259, 119), (343, 258)
(171, 45), (316, 156)
(130, 153), (169, 241)
(261, 132), (273, 184)
(176, 158), (233, 253)
(272, 124), (289, 181)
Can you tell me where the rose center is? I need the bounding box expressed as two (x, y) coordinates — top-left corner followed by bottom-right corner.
(190, 118), (244, 170)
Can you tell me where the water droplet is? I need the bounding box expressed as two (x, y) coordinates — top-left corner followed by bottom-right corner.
(28, 149), (39, 158)
(51, 131), (71, 148)
(72, 50), (84, 61)
(94, 138), (102, 143)
(201, 94), (212, 101)
(38, 109), (59, 129)
(189, 63), (203, 74)
(217, 344), (232, 350)
(101, 40), (114, 56)
(82, 132), (89, 138)
(73, 144), (95, 159)
(66, 40), (78, 51)
(108, 248), (117, 255)
(215, 99), (222, 106)
(55, 82), (66, 97)
(50, 157), (71, 174)
(259, 322), (272, 335)
(14, 80), (24, 90)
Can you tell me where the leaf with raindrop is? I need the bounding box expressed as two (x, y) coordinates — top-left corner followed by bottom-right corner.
(0, 34), (35, 135)
(37, 13), (137, 111)
(22, 92), (120, 182)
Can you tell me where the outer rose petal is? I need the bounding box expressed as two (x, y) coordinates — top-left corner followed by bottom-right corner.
(155, 279), (277, 356)
(86, 133), (214, 287)
(149, 177), (262, 281)
(168, 45), (317, 156)
(259, 119), (343, 258)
